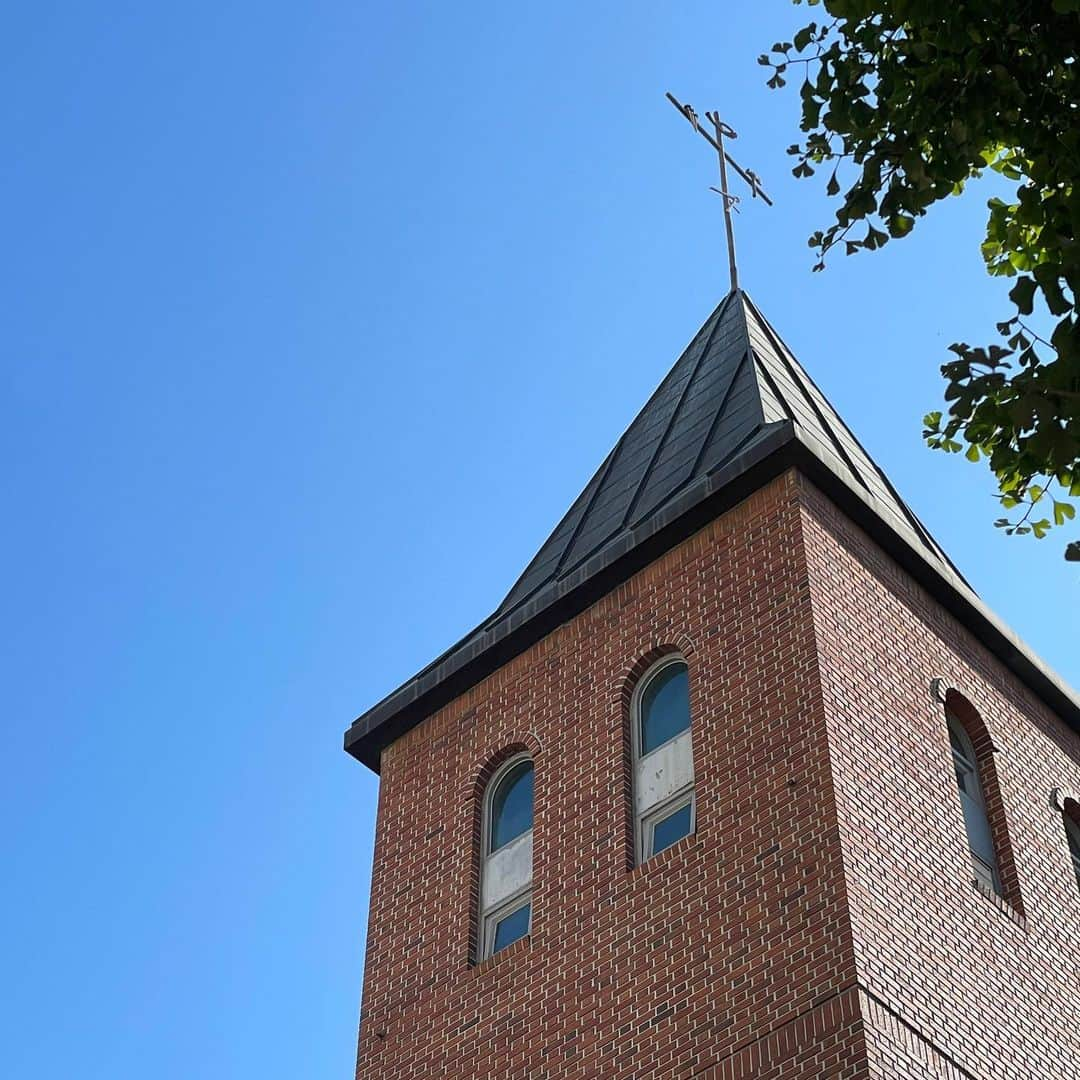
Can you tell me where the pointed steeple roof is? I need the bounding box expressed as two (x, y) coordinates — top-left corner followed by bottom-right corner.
(493, 289), (961, 622)
(345, 291), (1079, 770)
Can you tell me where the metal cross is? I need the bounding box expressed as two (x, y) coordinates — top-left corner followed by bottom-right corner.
(666, 92), (773, 293)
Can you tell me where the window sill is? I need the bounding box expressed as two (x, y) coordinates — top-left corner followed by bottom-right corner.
(470, 933), (530, 974)
(970, 877), (1026, 930)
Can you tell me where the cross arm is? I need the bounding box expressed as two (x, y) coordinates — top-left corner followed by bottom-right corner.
(665, 92), (774, 207)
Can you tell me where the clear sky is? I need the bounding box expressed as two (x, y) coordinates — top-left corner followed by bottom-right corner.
(3, 4), (1076, 1078)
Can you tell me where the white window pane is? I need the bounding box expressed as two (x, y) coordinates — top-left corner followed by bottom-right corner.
(482, 829), (533, 910)
(635, 728), (694, 815)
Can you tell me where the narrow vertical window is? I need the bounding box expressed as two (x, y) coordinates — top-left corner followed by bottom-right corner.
(479, 755), (533, 959)
(632, 655), (694, 863)
(946, 710), (1001, 895)
(1064, 802), (1080, 898)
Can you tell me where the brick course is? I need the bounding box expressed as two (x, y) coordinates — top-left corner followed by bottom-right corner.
(352, 469), (1080, 1078)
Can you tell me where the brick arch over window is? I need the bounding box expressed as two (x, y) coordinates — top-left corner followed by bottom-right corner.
(465, 734), (542, 965)
(617, 639), (697, 869)
(614, 637), (697, 732)
(934, 680), (1025, 915)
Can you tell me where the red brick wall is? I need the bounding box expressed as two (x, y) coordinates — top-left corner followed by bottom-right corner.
(354, 473), (864, 1079)
(352, 468), (1080, 1078)
(799, 477), (1080, 1079)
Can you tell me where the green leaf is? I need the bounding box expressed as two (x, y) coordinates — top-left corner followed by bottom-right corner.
(1053, 500), (1076, 525)
(965, 444), (980, 462)
(888, 214), (914, 238)
(1008, 276), (1037, 315)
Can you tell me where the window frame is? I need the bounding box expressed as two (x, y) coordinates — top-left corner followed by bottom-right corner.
(630, 653), (695, 866)
(945, 709), (1002, 896)
(478, 752), (534, 960)
(482, 892), (532, 960)
(485, 756), (534, 855)
(640, 788), (696, 861)
(632, 654), (692, 760)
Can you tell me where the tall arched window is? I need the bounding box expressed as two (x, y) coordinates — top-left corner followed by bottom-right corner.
(946, 708), (1001, 895)
(1064, 800), (1080, 898)
(479, 755), (533, 959)
(632, 655), (694, 864)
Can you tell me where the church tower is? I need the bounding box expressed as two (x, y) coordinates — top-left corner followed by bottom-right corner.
(344, 287), (1080, 1078)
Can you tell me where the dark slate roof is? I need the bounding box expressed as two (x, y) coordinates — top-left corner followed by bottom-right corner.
(345, 290), (1080, 770)
(493, 289), (963, 621)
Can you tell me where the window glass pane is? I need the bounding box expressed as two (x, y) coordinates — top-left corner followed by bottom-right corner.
(492, 902), (530, 953)
(958, 791), (997, 875)
(640, 662), (690, 755)
(650, 802), (692, 856)
(948, 720), (976, 773)
(948, 720), (1000, 893)
(953, 756), (978, 800)
(490, 761), (533, 851)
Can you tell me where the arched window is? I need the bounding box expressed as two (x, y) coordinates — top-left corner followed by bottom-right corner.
(479, 755), (533, 959)
(631, 655), (694, 864)
(1064, 801), (1080, 898)
(946, 708), (1001, 895)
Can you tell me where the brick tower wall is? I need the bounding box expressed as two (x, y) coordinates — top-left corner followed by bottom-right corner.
(354, 473), (866, 1079)
(799, 478), (1080, 1080)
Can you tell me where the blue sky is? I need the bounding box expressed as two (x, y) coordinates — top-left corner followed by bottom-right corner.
(3, 3), (1076, 1078)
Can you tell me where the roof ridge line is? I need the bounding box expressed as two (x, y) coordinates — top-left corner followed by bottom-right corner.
(750, 348), (796, 425)
(734, 287), (754, 356)
(743, 291), (873, 496)
(743, 291), (966, 581)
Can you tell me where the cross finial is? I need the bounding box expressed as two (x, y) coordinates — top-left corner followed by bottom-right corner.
(666, 92), (773, 293)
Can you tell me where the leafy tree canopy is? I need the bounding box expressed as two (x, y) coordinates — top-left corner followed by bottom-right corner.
(764, 0), (1080, 559)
